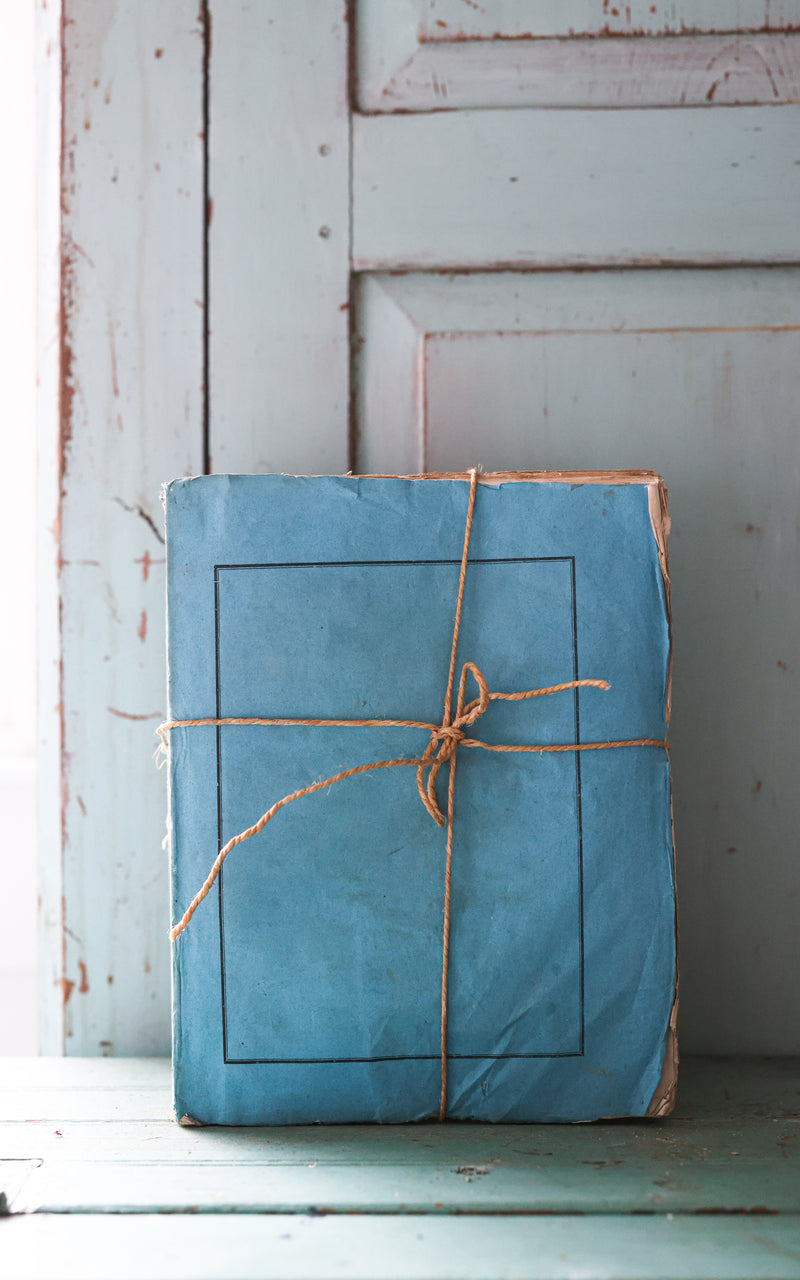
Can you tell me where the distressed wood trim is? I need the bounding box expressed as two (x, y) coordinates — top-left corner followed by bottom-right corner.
(54, 1), (205, 1055)
(420, 0), (800, 41)
(354, 275), (426, 475)
(353, 105), (800, 269)
(359, 31), (800, 111)
(37, 0), (66, 1056)
(355, 267), (800, 475)
(357, 268), (800, 333)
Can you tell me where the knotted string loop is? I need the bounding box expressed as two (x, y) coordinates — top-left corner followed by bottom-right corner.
(417, 662), (489, 826)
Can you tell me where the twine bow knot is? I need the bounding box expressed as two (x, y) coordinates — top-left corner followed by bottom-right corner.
(418, 662), (488, 827)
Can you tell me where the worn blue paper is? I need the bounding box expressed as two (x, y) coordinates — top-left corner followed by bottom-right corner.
(166, 474), (676, 1124)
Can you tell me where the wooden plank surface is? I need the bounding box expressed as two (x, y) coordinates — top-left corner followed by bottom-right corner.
(353, 106), (800, 269)
(5, 1115), (799, 1215)
(4, 1213), (800, 1280)
(3, 1055), (798, 1118)
(52, 0), (204, 1058)
(1, 1059), (798, 1217)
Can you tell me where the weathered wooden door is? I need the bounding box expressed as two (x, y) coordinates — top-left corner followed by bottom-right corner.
(47, 1), (800, 1056)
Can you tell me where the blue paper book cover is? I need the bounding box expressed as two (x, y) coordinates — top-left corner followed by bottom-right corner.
(165, 471), (677, 1124)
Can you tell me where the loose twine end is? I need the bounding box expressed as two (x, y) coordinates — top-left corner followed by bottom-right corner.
(159, 469), (667, 1117)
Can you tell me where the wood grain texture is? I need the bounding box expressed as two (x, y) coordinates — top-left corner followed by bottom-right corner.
(3, 1059), (797, 1276)
(353, 105), (800, 269)
(36, 0), (66, 1059)
(4, 1214), (799, 1280)
(208, 1), (350, 474)
(1, 1060), (798, 1219)
(52, 1), (204, 1056)
(4, 1055), (797, 1121)
(356, 268), (800, 1054)
(6, 1116), (799, 1215)
(357, 0), (800, 109)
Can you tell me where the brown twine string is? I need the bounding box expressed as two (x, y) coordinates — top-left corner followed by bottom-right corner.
(159, 468), (668, 1120)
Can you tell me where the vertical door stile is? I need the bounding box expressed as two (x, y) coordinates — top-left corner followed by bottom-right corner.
(207, 2), (351, 475)
(50, 1), (205, 1055)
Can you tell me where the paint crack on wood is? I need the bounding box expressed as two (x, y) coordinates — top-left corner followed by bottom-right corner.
(113, 496), (165, 544)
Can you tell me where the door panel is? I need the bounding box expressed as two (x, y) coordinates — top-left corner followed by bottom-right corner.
(356, 267), (800, 1053)
(354, 108), (800, 269)
(358, 0), (800, 109)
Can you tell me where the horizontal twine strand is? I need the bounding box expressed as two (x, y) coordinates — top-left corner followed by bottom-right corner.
(156, 678), (614, 745)
(161, 684), (668, 944)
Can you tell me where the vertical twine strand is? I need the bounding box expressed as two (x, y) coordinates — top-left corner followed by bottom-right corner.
(438, 467), (479, 1120)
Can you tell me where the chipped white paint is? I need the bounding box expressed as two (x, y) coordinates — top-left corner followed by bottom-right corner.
(47, 1), (204, 1055)
(422, 0), (800, 39)
(37, 0), (65, 1057)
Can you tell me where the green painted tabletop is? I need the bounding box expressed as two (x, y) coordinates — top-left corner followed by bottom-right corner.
(1, 1057), (798, 1278)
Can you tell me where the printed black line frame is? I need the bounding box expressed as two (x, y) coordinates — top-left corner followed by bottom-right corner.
(213, 556), (585, 1066)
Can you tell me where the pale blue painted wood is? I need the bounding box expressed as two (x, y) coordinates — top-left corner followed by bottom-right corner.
(2, 1059), (798, 1216)
(48, 1), (204, 1059)
(353, 106), (800, 269)
(4, 1214), (800, 1280)
(3, 1059), (798, 1277)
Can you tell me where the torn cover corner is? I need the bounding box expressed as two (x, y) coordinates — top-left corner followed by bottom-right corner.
(646, 1001), (679, 1118)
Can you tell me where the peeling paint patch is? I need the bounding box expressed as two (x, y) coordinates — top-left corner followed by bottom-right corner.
(107, 706), (163, 721)
(135, 549), (166, 581)
(108, 318), (119, 397)
(56, 977), (75, 1007)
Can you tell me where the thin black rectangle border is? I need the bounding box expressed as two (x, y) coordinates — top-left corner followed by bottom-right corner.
(214, 556), (585, 1066)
